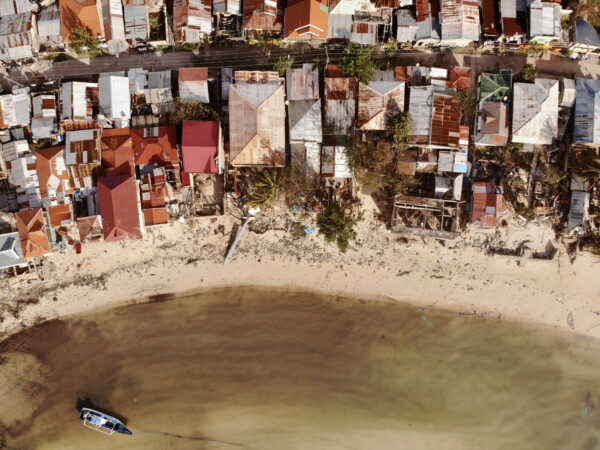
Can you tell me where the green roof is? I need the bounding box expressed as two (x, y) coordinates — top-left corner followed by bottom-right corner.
(479, 71), (513, 103)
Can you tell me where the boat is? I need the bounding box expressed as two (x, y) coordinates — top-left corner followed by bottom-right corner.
(79, 408), (133, 436)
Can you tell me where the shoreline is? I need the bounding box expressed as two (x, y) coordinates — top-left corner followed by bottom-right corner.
(1, 200), (599, 343)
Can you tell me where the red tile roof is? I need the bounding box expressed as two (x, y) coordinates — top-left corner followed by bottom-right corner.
(59, 0), (104, 43)
(35, 145), (73, 203)
(98, 175), (143, 242)
(131, 126), (180, 174)
(472, 182), (503, 227)
(101, 128), (135, 176)
(48, 203), (72, 227)
(143, 208), (168, 226)
(15, 208), (50, 258)
(77, 215), (102, 242)
(182, 121), (219, 174)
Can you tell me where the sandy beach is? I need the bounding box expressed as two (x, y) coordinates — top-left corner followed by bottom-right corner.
(1, 194), (599, 341)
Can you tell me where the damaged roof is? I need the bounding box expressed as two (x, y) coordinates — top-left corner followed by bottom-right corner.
(441, 0), (480, 41)
(512, 78), (559, 145)
(178, 67), (210, 104)
(229, 78), (286, 166)
(358, 70), (405, 130)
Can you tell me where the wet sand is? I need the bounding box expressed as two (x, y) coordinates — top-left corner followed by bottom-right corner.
(1, 287), (600, 449)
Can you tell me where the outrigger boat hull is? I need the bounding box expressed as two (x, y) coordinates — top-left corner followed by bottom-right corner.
(79, 408), (133, 435)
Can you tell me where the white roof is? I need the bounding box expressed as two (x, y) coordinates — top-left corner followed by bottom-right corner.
(512, 79), (559, 145)
(99, 76), (131, 120)
(0, 90), (30, 127)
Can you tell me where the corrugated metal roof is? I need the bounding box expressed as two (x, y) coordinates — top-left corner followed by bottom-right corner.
(124, 4), (148, 41)
(574, 18), (600, 47)
(482, 0), (500, 36)
(99, 76), (131, 120)
(221, 68), (233, 101)
(574, 77), (600, 145)
(286, 64), (319, 101)
(243, 0), (284, 32)
(229, 81), (286, 166)
(328, 13), (352, 39)
(530, 2), (560, 38)
(289, 99), (323, 142)
(178, 67), (209, 103)
(0, 232), (26, 270)
(408, 85), (433, 144)
(128, 67), (148, 95)
(396, 10), (418, 42)
(181, 121), (219, 173)
(512, 79), (559, 145)
(500, 0), (527, 37)
(358, 71), (405, 130)
(0, 11), (34, 60)
(441, 0), (480, 42)
(475, 101), (509, 146)
(568, 190), (589, 232)
(430, 93), (461, 148)
(0, 90), (30, 128)
(0, 0), (34, 15)
(144, 88), (173, 104)
(64, 128), (101, 166)
(472, 181), (502, 226)
(174, 0), (212, 41)
(33, 94), (56, 119)
(147, 70), (171, 89)
(561, 78), (576, 107)
(31, 118), (56, 139)
(479, 71), (512, 102)
(350, 21), (378, 45)
(60, 82), (98, 121)
(38, 3), (62, 44)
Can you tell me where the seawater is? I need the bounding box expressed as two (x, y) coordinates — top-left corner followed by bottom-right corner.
(0, 286), (599, 450)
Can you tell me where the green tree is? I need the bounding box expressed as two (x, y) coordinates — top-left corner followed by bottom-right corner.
(456, 90), (477, 125)
(389, 111), (411, 148)
(69, 28), (102, 57)
(340, 43), (379, 84)
(167, 98), (220, 125)
(272, 56), (293, 76)
(318, 202), (358, 253)
(248, 169), (282, 206)
(518, 64), (537, 81)
(581, 157), (600, 185)
(345, 137), (393, 192)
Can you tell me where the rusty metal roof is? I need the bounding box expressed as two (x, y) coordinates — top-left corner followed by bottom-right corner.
(243, 0), (284, 32)
(481, 0), (500, 36)
(286, 64), (320, 101)
(430, 93), (461, 148)
(441, 0), (480, 41)
(358, 71), (405, 130)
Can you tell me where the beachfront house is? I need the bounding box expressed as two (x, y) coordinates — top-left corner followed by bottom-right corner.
(512, 79), (559, 145)
(471, 181), (503, 227)
(0, 231), (27, 276)
(324, 66), (357, 136)
(228, 71), (286, 167)
(15, 207), (50, 258)
(131, 125), (181, 183)
(474, 71), (512, 147)
(358, 70), (405, 131)
(573, 78), (600, 147)
(97, 174), (144, 242)
(287, 64), (322, 181)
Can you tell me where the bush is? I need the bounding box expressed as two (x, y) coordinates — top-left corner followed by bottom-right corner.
(272, 56), (293, 76)
(518, 64), (537, 81)
(345, 138), (393, 192)
(389, 111), (411, 148)
(167, 98), (219, 124)
(69, 28), (102, 57)
(318, 202), (358, 253)
(340, 43), (379, 84)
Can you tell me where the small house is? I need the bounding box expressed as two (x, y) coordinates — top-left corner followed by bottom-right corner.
(0, 11), (39, 61)
(570, 18), (600, 55)
(99, 76), (131, 127)
(440, 0), (480, 46)
(228, 71), (285, 166)
(60, 82), (99, 121)
(475, 71), (512, 147)
(15, 208), (50, 258)
(0, 89), (31, 128)
(131, 125), (180, 182)
(499, 0), (526, 42)
(573, 78), (600, 147)
(181, 121), (223, 175)
(284, 0), (328, 42)
(324, 65), (357, 136)
(512, 79), (559, 145)
(37, 4), (62, 46)
(4, 140), (41, 209)
(529, 1), (566, 44)
(242, 0), (284, 36)
(59, 0), (105, 43)
(286, 64), (322, 143)
(97, 174), (143, 242)
(173, 0), (212, 41)
(101, 127), (135, 176)
(178, 67), (210, 103)
(0, 232), (27, 275)
(471, 181), (503, 227)
(358, 70), (405, 131)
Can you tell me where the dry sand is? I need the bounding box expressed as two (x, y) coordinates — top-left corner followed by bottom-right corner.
(1, 194), (599, 341)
